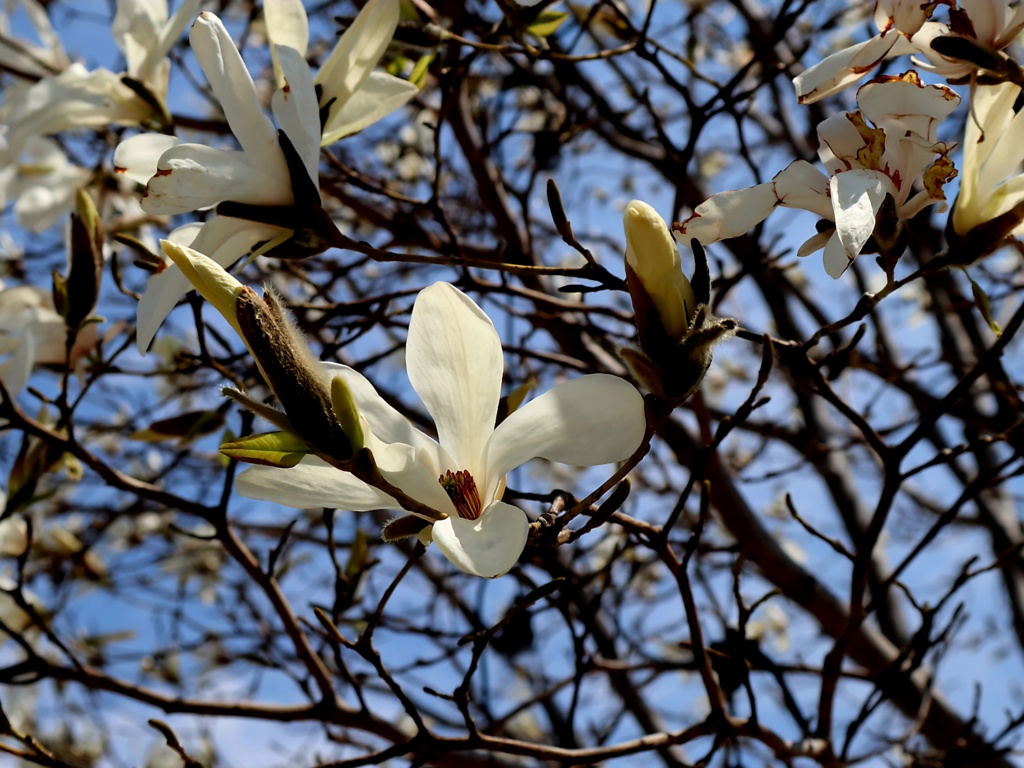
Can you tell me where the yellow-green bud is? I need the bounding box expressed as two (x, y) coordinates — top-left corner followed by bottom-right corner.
(160, 240), (245, 338)
(623, 200), (697, 342)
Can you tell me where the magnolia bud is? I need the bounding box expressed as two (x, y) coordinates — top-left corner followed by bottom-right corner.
(623, 200), (697, 344)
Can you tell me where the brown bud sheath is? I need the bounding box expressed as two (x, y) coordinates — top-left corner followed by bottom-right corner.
(236, 288), (352, 462)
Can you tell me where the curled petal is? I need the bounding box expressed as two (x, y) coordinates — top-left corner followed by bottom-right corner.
(431, 501), (529, 578)
(143, 143), (291, 215)
(114, 133), (180, 186)
(793, 32), (913, 104)
(236, 456), (396, 510)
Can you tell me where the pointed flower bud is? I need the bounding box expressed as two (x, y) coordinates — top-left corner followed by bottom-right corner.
(160, 241), (244, 338)
(55, 189), (104, 329)
(623, 200), (697, 344)
(159, 240), (355, 462)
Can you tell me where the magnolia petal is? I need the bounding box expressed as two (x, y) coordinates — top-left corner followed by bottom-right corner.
(793, 33), (901, 104)
(319, 363), (443, 455)
(772, 160), (832, 219)
(857, 78), (959, 142)
(321, 71), (418, 144)
(270, 45), (320, 187)
(264, 0), (309, 71)
(190, 13), (287, 181)
(143, 143), (290, 214)
(0, 325), (38, 395)
(136, 217), (282, 352)
(823, 232), (853, 279)
(315, 0), (399, 115)
(406, 283), (502, 477)
(365, 431), (457, 518)
(797, 229), (833, 257)
(486, 374), (645, 500)
(677, 183), (777, 244)
(113, 133), (180, 186)
(140, 0), (202, 90)
(236, 455), (397, 510)
(431, 501), (529, 578)
(831, 171), (888, 265)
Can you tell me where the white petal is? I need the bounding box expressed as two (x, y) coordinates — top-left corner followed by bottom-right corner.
(365, 432), (457, 518)
(485, 375), (645, 499)
(136, 217), (282, 352)
(315, 0), (399, 114)
(114, 133), (180, 186)
(190, 13), (288, 180)
(793, 33), (901, 104)
(236, 456), (396, 510)
(677, 183), (778, 244)
(0, 326), (37, 395)
(264, 0), (309, 57)
(142, 143), (291, 215)
(321, 71), (418, 144)
(831, 171), (888, 261)
(823, 231), (852, 279)
(857, 78), (959, 142)
(772, 160), (832, 219)
(271, 45), (320, 187)
(431, 501), (529, 578)
(406, 283), (502, 477)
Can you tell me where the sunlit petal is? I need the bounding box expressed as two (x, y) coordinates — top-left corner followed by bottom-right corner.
(431, 501), (529, 578)
(236, 456), (396, 510)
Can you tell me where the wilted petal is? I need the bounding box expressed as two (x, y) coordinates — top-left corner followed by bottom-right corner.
(190, 13), (287, 181)
(857, 75), (959, 142)
(321, 71), (418, 144)
(270, 45), (320, 187)
(431, 500), (529, 578)
(794, 33), (912, 104)
(406, 283), (502, 477)
(236, 456), (396, 510)
(773, 160), (832, 219)
(678, 183), (777, 244)
(143, 143), (290, 215)
(485, 375), (645, 501)
(114, 133), (180, 186)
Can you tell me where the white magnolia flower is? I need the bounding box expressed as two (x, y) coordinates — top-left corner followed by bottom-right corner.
(0, 137), (91, 233)
(951, 80), (1024, 237)
(115, 11), (320, 352)
(0, 0), (69, 78)
(264, 0), (419, 145)
(0, 283), (99, 396)
(118, 0), (417, 352)
(236, 282), (647, 578)
(794, 0), (931, 103)
(680, 74), (959, 278)
(113, 0), (202, 101)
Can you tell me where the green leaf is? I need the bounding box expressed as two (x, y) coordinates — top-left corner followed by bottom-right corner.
(220, 431), (311, 468)
(527, 10), (569, 38)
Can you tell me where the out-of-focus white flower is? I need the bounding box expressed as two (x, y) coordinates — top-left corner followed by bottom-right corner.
(794, 0), (931, 103)
(0, 283), (98, 395)
(952, 80), (1024, 236)
(235, 282), (647, 578)
(680, 74), (959, 278)
(0, 137), (90, 233)
(0, 0), (69, 78)
(264, 0), (419, 145)
(112, 0), (202, 101)
(0, 576), (41, 641)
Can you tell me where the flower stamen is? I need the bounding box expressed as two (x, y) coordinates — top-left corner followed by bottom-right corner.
(439, 469), (483, 520)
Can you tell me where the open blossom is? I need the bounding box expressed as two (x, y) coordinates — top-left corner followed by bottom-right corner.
(0, 137), (90, 233)
(0, 0), (69, 78)
(951, 80), (1024, 237)
(230, 282), (648, 578)
(113, 0), (201, 103)
(680, 74), (959, 278)
(911, 0), (1024, 80)
(116, 0), (417, 352)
